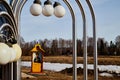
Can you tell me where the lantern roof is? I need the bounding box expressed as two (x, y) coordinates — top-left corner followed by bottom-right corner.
(31, 44), (45, 53)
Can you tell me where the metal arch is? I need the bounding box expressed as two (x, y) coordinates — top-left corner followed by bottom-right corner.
(0, 1), (18, 80)
(10, 0), (17, 9)
(0, 23), (16, 40)
(13, 0), (22, 17)
(0, 11), (18, 39)
(0, 1), (17, 26)
(75, 0), (87, 80)
(10, 0), (15, 7)
(0, 1), (18, 38)
(10, 0), (27, 80)
(13, 0), (27, 45)
(12, 0), (20, 13)
(86, 0), (98, 80)
(63, 0), (77, 80)
(11, 0), (27, 25)
(12, 0), (18, 11)
(15, 0), (27, 27)
(0, 12), (17, 36)
(0, 0), (29, 40)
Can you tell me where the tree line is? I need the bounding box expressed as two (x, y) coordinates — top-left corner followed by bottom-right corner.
(21, 35), (120, 56)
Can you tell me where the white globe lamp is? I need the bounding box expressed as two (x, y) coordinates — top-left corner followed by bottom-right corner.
(42, 0), (54, 17)
(0, 43), (11, 65)
(30, 0), (42, 16)
(54, 2), (66, 18)
(13, 44), (22, 61)
(9, 47), (16, 62)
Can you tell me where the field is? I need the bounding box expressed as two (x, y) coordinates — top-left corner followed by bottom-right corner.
(21, 56), (120, 80)
(22, 56), (120, 65)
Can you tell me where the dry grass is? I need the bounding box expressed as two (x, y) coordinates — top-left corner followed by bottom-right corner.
(21, 56), (120, 80)
(22, 56), (120, 65)
(21, 67), (120, 80)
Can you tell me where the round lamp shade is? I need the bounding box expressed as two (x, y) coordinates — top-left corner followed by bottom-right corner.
(42, 5), (54, 16)
(13, 44), (22, 61)
(30, 3), (42, 16)
(0, 43), (11, 65)
(9, 48), (16, 62)
(54, 5), (66, 18)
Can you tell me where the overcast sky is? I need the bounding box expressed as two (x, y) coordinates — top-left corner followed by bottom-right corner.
(21, 0), (120, 42)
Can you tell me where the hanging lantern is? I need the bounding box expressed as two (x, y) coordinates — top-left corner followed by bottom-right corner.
(0, 43), (11, 65)
(12, 44), (22, 61)
(54, 2), (66, 18)
(42, 0), (54, 17)
(30, 0), (42, 16)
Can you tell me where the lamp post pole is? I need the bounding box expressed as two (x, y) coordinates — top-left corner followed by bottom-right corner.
(86, 0), (98, 80)
(63, 0), (77, 80)
(75, 1), (87, 80)
(10, 0), (27, 80)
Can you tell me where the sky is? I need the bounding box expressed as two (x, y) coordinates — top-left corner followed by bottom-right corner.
(20, 0), (120, 42)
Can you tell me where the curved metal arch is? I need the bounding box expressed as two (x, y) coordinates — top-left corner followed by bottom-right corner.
(86, 0), (98, 80)
(12, 0), (20, 12)
(13, 0), (22, 14)
(0, 11), (18, 38)
(0, 23), (16, 39)
(0, 1), (16, 26)
(0, 11), (17, 35)
(10, 0), (18, 8)
(9, 0), (27, 26)
(10, 0), (15, 7)
(7, 1), (28, 80)
(0, 1), (18, 38)
(15, 0), (27, 26)
(63, 0), (77, 80)
(75, 0), (88, 80)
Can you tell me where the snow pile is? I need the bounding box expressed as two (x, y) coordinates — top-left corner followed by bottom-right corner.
(44, 62), (72, 72)
(22, 61), (31, 67)
(98, 65), (120, 74)
(99, 73), (113, 77)
(21, 62), (120, 74)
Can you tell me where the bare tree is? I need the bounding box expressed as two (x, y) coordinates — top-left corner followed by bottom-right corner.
(51, 39), (58, 55)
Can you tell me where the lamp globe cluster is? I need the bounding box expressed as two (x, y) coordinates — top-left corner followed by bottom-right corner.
(0, 43), (22, 65)
(30, 0), (66, 18)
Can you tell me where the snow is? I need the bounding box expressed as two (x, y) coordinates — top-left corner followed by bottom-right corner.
(22, 61), (31, 67)
(99, 73), (113, 77)
(44, 63), (72, 72)
(21, 61), (120, 74)
(22, 62), (72, 72)
(98, 65), (120, 74)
